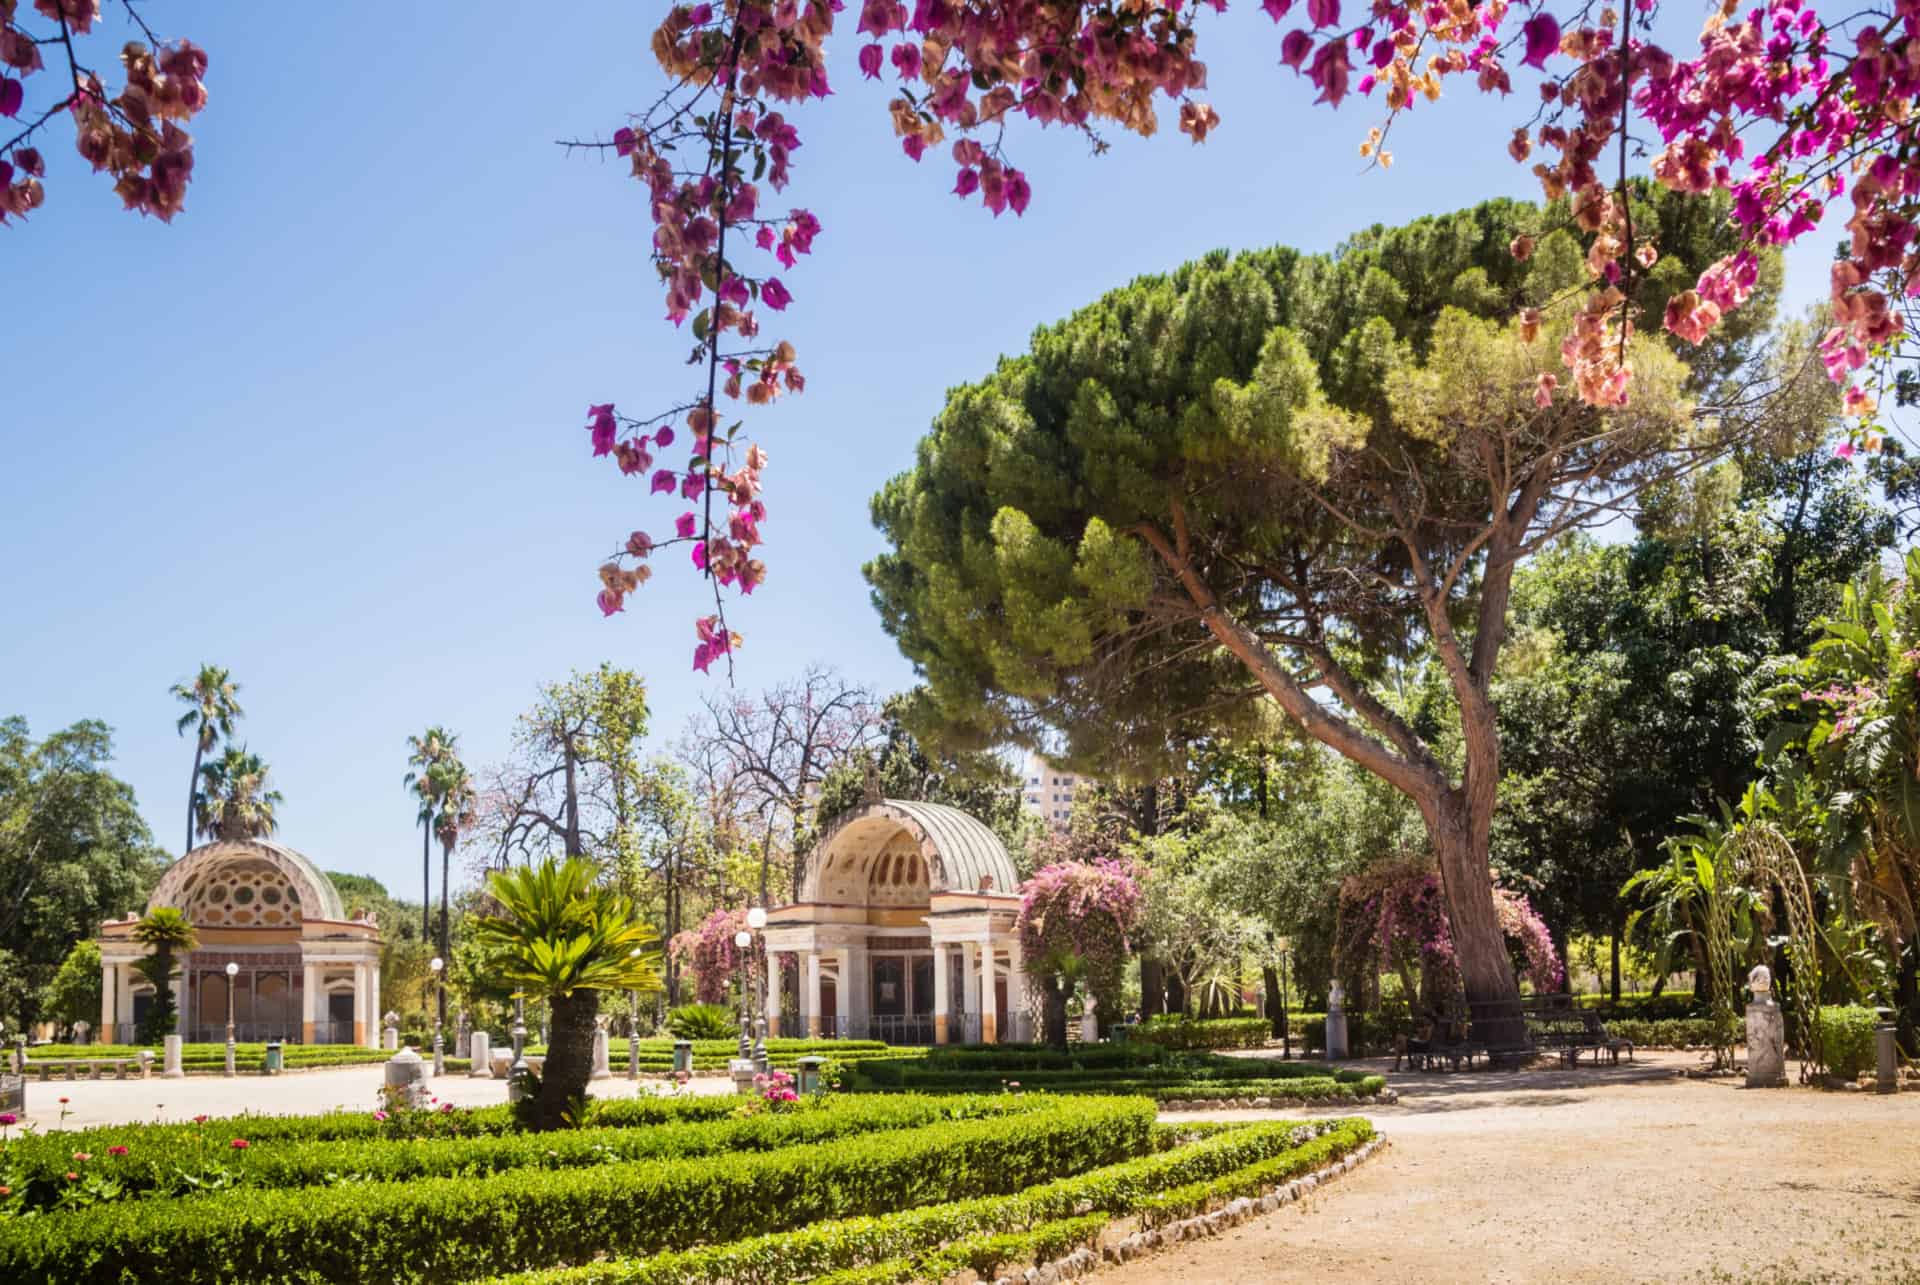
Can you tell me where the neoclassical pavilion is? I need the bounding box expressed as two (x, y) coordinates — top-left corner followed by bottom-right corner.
(764, 799), (1029, 1045)
(97, 839), (383, 1047)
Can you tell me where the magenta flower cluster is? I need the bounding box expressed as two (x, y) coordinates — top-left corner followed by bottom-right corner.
(668, 906), (762, 1004)
(1361, 868), (1563, 1000)
(1016, 857), (1144, 1011)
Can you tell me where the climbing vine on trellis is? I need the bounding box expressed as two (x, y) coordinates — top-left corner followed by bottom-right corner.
(1725, 820), (1825, 1083)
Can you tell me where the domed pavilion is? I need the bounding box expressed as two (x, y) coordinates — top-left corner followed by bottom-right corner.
(96, 838), (382, 1047)
(763, 799), (1030, 1045)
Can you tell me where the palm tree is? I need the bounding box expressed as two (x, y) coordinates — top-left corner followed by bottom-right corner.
(131, 906), (199, 1042)
(171, 665), (242, 855)
(194, 746), (284, 842)
(404, 726), (458, 945)
(430, 755), (477, 1035)
(470, 856), (661, 1130)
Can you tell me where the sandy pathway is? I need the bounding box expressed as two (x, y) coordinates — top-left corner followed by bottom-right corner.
(1103, 1053), (1920, 1285)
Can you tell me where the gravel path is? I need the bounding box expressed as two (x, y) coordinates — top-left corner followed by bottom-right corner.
(1104, 1051), (1920, 1285)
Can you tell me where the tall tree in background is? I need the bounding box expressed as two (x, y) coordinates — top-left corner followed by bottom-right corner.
(404, 726), (458, 944)
(868, 196), (1799, 1024)
(170, 665), (241, 856)
(130, 906), (197, 1042)
(681, 664), (882, 903)
(193, 746), (283, 842)
(0, 717), (167, 1033)
(430, 754), (478, 985)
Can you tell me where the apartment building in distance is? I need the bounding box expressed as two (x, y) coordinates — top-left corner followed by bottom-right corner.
(1021, 752), (1096, 829)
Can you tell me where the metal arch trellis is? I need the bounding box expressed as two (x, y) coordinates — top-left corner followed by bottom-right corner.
(1726, 823), (1825, 1083)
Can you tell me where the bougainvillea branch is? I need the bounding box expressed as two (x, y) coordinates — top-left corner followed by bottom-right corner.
(0, 0), (208, 222)
(668, 905), (763, 1004)
(582, 0), (1920, 658)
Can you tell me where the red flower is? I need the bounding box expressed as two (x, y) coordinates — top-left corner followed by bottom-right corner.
(230, 1138), (250, 1150)
(107, 1145), (129, 1156)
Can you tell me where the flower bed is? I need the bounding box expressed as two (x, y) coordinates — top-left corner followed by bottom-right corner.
(489, 1117), (1377, 1285)
(0, 1094), (1153, 1284)
(851, 1043), (1384, 1103)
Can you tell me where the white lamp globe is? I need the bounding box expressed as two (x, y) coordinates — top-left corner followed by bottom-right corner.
(224, 961), (238, 977)
(430, 957), (444, 974)
(734, 930), (752, 949)
(746, 906), (768, 931)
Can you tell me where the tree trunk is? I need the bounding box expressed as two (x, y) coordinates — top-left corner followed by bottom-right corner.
(1139, 955), (1165, 1019)
(1610, 914), (1623, 1005)
(1263, 964), (1284, 1039)
(421, 819), (432, 944)
(533, 989), (600, 1130)
(1166, 969), (1189, 1017)
(1895, 940), (1917, 1058)
(1429, 797), (1522, 1041)
(439, 840), (453, 1021)
(1039, 976), (1070, 1049)
(186, 739), (205, 855)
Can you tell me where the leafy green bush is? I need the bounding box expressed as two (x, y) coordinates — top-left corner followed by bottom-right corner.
(491, 1117), (1374, 1285)
(1572, 992), (1703, 1020)
(665, 1003), (739, 1040)
(0, 1097), (1154, 1283)
(851, 1043), (1380, 1101)
(1604, 1018), (1717, 1048)
(1127, 1017), (1271, 1051)
(0, 1094), (1051, 1212)
(1818, 1005), (1880, 1079)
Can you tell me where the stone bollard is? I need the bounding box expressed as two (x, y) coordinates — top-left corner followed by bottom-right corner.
(590, 1023), (612, 1081)
(384, 1046), (428, 1108)
(1877, 1024), (1899, 1095)
(469, 1032), (492, 1078)
(162, 1034), (185, 1080)
(382, 1011), (400, 1052)
(1325, 981), (1349, 1061)
(1745, 965), (1786, 1088)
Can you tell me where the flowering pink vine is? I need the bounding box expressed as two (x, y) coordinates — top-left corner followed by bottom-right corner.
(1016, 856), (1144, 1009)
(668, 905), (763, 1004)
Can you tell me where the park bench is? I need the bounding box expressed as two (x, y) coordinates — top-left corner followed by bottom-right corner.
(1395, 1007), (1487, 1072)
(28, 1053), (152, 1081)
(1525, 1007), (1633, 1066)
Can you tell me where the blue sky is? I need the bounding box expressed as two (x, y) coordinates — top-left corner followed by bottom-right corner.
(2, 5), (1833, 899)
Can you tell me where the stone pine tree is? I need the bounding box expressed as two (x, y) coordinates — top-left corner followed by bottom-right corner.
(866, 193), (1795, 1026)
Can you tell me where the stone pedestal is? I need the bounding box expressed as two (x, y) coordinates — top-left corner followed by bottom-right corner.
(730, 1057), (758, 1095)
(384, 1047), (428, 1108)
(382, 1011), (400, 1052)
(590, 1025), (612, 1081)
(468, 1032), (492, 1078)
(1745, 999), (1786, 1088)
(1325, 1011), (1349, 1060)
(1080, 997), (1099, 1044)
(162, 1034), (184, 1079)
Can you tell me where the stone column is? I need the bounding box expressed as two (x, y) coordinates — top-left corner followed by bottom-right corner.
(932, 943), (952, 1044)
(116, 966), (135, 1041)
(469, 1030), (492, 1078)
(368, 957), (381, 1050)
(962, 942), (981, 1035)
(833, 946), (853, 1038)
(978, 941), (998, 1045)
(805, 952), (823, 1039)
(765, 952), (784, 1035)
(100, 962), (117, 1036)
(162, 1033), (184, 1078)
(1007, 938), (1027, 1042)
(302, 962), (320, 1044)
(352, 963), (368, 1049)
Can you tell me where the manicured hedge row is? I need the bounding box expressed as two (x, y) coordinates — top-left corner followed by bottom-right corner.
(1127, 1017), (1272, 1051)
(0, 1097), (1155, 1284)
(1, 1094), (1048, 1211)
(491, 1117), (1371, 1285)
(1604, 1017), (1718, 1049)
(1153, 1075), (1386, 1103)
(806, 1213), (1111, 1285)
(1135, 1118), (1374, 1226)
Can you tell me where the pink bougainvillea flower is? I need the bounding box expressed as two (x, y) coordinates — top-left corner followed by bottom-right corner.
(891, 42), (920, 80)
(1260, 0), (1291, 19)
(654, 426), (675, 447)
(586, 403), (617, 456)
(680, 472), (704, 500)
(649, 468), (677, 495)
(1306, 0), (1338, 27)
(1834, 440), (1857, 459)
(1519, 13), (1560, 70)
(1280, 30), (1313, 69)
(0, 77), (21, 119)
(952, 167), (979, 199)
(597, 588), (624, 616)
(858, 42), (883, 79)
(675, 511), (698, 539)
(612, 126), (635, 157)
(761, 276), (792, 310)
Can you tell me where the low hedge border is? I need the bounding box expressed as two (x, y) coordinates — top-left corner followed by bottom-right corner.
(0, 1096), (1154, 1284)
(0, 1094), (1050, 1212)
(1126, 1017), (1272, 1051)
(489, 1117), (1372, 1285)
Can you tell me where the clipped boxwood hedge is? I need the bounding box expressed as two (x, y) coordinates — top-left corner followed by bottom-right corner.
(492, 1117), (1375, 1285)
(0, 1096), (1154, 1284)
(1127, 1017), (1272, 1051)
(852, 1042), (1381, 1102)
(0, 1094), (1051, 1212)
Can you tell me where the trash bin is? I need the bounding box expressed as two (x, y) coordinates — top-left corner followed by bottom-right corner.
(795, 1055), (827, 1095)
(673, 1039), (693, 1074)
(263, 1041), (284, 1075)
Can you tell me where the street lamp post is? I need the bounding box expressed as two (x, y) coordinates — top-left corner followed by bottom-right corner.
(734, 928), (754, 1062)
(429, 957), (445, 1076)
(223, 961), (239, 1077)
(746, 907), (768, 1068)
(1278, 946), (1292, 1060)
(627, 947), (642, 1081)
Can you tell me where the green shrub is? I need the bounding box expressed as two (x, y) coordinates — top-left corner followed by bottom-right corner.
(665, 1003), (740, 1040)
(0, 1096), (1154, 1283)
(1129, 1017), (1271, 1051)
(1818, 1005), (1880, 1079)
(0, 1094), (1051, 1213)
(1604, 1017), (1717, 1048)
(851, 1044), (1380, 1102)
(491, 1117), (1373, 1285)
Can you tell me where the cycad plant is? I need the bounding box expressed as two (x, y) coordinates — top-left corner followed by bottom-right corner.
(131, 907), (198, 1042)
(470, 856), (662, 1129)
(194, 747), (283, 842)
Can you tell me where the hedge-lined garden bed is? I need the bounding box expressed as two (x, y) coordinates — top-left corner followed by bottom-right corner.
(25, 1038), (905, 1076)
(490, 1116), (1377, 1285)
(850, 1043), (1385, 1103)
(0, 1093), (1155, 1283)
(1126, 1016), (1272, 1050)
